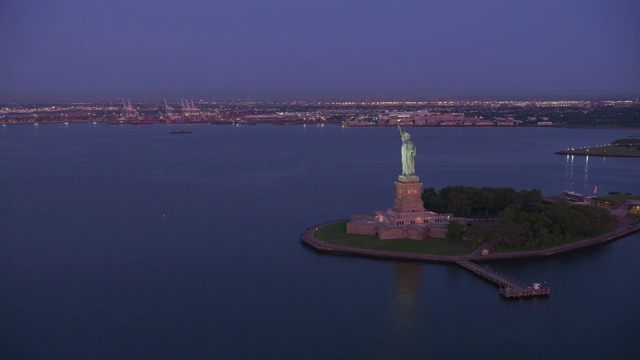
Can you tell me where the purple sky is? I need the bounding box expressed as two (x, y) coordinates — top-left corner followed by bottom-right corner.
(1, 0), (639, 102)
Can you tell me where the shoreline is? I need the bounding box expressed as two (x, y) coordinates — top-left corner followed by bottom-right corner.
(554, 150), (640, 158)
(3, 119), (640, 130)
(300, 219), (640, 264)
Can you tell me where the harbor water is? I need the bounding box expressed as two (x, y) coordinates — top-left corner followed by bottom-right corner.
(1, 123), (640, 359)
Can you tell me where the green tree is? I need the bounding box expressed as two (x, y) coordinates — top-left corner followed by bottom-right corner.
(446, 220), (463, 242)
(489, 218), (527, 247)
(477, 188), (494, 217)
(422, 185), (618, 248)
(465, 225), (487, 243)
(519, 189), (543, 212)
(422, 187), (445, 213)
(492, 187), (519, 212)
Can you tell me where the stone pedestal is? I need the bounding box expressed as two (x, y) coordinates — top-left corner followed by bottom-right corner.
(392, 177), (425, 213)
(346, 175), (451, 240)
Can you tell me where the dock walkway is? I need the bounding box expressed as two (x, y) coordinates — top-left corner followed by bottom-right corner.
(455, 258), (550, 298)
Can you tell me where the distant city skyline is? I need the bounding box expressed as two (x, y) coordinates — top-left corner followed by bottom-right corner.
(1, 0), (639, 102)
(2, 92), (637, 105)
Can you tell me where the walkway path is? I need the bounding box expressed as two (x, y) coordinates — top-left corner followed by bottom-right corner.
(455, 258), (524, 289)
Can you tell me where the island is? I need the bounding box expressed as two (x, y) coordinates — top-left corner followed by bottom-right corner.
(304, 188), (640, 258)
(555, 138), (640, 157)
(302, 188), (640, 298)
(301, 130), (640, 299)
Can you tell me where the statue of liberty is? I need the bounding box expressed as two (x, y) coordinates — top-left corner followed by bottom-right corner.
(397, 121), (416, 178)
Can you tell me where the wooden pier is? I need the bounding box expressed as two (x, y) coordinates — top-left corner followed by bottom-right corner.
(455, 258), (550, 299)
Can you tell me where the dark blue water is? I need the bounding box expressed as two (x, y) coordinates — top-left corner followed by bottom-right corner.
(2, 123), (640, 359)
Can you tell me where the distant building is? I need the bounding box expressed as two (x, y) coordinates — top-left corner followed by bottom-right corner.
(561, 190), (589, 203)
(628, 201), (640, 213)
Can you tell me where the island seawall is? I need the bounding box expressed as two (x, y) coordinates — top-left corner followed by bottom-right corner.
(301, 219), (640, 264)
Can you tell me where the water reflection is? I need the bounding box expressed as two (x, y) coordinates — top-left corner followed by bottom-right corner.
(391, 262), (421, 332)
(564, 154), (591, 193)
(584, 155), (589, 182)
(565, 154), (575, 190)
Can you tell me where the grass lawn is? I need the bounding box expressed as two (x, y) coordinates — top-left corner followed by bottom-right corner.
(315, 221), (478, 256)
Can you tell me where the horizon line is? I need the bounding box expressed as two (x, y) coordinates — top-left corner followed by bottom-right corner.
(2, 94), (639, 105)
